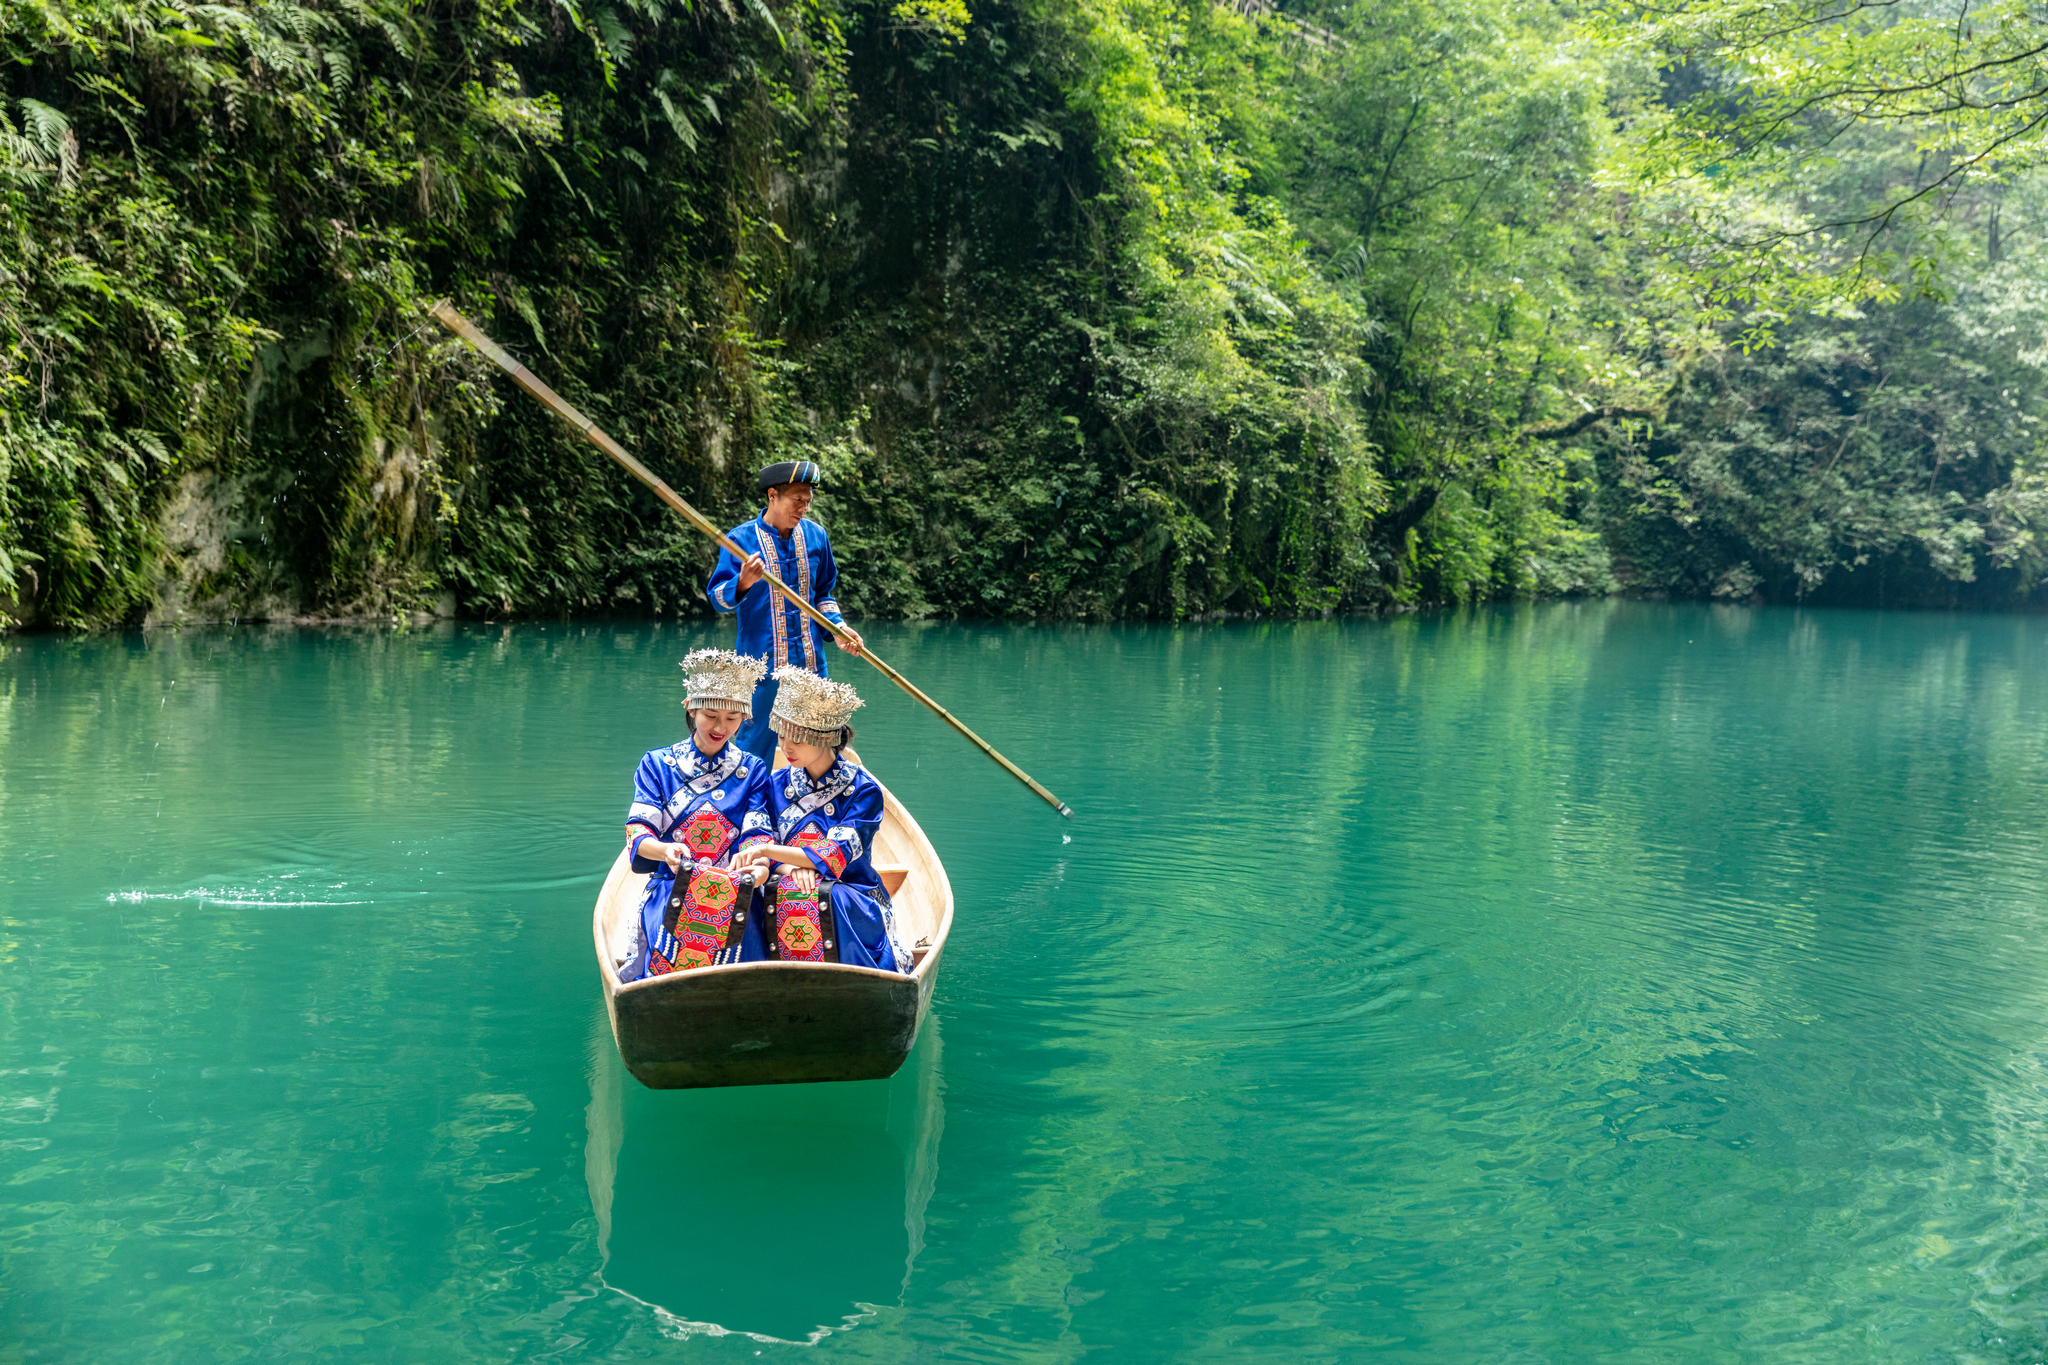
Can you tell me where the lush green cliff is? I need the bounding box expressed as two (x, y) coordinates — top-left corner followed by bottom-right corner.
(5, 0), (2047, 627)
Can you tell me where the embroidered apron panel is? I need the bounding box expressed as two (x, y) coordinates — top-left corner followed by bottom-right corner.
(676, 804), (737, 862)
(648, 866), (749, 974)
(769, 873), (830, 962)
(793, 827), (846, 877)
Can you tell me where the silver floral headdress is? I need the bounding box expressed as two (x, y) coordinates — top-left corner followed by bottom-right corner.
(767, 665), (865, 747)
(680, 649), (767, 715)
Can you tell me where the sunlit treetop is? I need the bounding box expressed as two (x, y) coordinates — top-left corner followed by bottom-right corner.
(1595, 0), (2048, 333)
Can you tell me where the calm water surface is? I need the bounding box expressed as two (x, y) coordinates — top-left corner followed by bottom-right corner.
(7, 604), (2048, 1362)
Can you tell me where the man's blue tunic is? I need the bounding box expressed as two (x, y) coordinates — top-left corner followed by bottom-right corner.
(705, 513), (848, 758)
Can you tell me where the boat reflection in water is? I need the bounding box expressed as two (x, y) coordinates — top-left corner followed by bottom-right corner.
(582, 1003), (946, 1343)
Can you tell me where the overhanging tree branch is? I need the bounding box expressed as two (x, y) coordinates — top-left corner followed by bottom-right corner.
(1524, 406), (1658, 441)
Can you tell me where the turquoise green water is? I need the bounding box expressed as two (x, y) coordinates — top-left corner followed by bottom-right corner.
(9, 604), (2048, 1361)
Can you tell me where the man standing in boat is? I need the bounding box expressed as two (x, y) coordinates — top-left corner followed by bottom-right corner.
(705, 460), (866, 761)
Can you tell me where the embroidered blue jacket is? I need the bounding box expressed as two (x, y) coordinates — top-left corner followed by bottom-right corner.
(765, 758), (906, 972)
(619, 738), (775, 979)
(623, 738), (774, 873)
(705, 514), (847, 676)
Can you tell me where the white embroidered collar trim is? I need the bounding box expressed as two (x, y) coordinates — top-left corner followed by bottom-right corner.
(664, 740), (747, 796)
(778, 760), (857, 837)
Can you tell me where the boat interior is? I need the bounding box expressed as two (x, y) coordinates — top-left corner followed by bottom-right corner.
(595, 749), (953, 984)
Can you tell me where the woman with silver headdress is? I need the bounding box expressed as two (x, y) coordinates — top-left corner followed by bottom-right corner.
(744, 667), (909, 973)
(615, 649), (778, 980)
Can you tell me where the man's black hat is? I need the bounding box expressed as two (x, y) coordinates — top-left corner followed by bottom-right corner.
(757, 460), (821, 492)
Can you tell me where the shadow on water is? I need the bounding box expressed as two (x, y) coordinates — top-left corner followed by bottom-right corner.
(582, 1002), (946, 1345)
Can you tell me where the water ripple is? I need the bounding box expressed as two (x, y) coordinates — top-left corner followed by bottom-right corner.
(10, 609), (2048, 1362)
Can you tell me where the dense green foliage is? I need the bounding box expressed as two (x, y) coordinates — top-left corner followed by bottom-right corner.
(3, 0), (2047, 626)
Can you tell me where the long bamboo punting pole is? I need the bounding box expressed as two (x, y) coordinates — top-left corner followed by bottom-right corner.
(430, 301), (1073, 819)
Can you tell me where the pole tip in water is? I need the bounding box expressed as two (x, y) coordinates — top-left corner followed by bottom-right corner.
(1058, 804), (1074, 819)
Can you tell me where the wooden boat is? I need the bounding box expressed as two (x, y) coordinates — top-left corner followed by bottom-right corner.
(590, 761), (953, 1089)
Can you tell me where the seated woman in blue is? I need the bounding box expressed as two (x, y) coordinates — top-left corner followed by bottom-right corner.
(745, 667), (908, 972)
(617, 649), (776, 980)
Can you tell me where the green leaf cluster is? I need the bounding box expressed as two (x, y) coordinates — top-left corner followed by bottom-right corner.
(6, 0), (2048, 626)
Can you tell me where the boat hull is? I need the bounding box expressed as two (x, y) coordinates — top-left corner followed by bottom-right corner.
(605, 959), (937, 1088)
(591, 769), (953, 1089)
